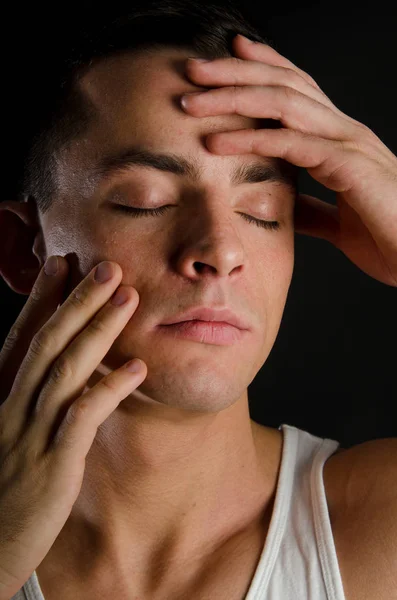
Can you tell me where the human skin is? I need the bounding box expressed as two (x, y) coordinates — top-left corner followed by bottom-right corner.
(0, 46), (295, 594)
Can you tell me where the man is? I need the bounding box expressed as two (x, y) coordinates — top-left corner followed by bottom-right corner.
(0, 1), (396, 599)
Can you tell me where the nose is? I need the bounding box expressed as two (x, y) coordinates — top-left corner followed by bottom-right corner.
(172, 198), (245, 280)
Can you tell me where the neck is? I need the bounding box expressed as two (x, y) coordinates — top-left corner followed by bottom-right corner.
(37, 373), (282, 594)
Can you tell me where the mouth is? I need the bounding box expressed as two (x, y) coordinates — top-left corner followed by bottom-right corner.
(160, 307), (249, 331)
(158, 319), (247, 346)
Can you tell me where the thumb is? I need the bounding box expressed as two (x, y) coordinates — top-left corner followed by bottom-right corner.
(294, 193), (340, 247)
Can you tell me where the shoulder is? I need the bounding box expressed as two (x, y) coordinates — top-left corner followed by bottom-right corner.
(332, 437), (397, 505)
(324, 437), (397, 600)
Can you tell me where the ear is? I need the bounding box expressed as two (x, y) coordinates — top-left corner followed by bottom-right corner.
(0, 196), (47, 295)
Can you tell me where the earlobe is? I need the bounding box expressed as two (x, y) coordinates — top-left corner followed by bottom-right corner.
(0, 197), (45, 295)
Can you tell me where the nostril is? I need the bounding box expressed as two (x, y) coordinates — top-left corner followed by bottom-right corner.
(194, 263), (213, 274)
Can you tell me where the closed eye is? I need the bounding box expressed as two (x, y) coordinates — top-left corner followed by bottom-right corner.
(112, 205), (280, 231)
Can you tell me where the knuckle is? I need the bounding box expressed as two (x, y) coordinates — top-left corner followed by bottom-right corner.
(295, 65), (320, 89)
(282, 85), (299, 101)
(29, 286), (42, 304)
(306, 73), (319, 88)
(350, 140), (362, 153)
(340, 137), (365, 154)
(0, 326), (21, 361)
(98, 374), (119, 393)
(30, 327), (56, 357)
(66, 399), (89, 424)
(357, 123), (376, 143)
(352, 118), (370, 133)
(230, 85), (241, 111)
(0, 409), (10, 445)
(0, 443), (18, 481)
(50, 353), (75, 382)
(5, 324), (22, 344)
(360, 120), (372, 132)
(284, 67), (303, 86)
(69, 285), (91, 309)
(86, 316), (109, 336)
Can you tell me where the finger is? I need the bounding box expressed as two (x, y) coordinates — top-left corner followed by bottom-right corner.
(0, 257), (70, 405)
(51, 358), (147, 459)
(233, 33), (325, 95)
(233, 35), (371, 133)
(186, 56), (336, 111)
(2, 261), (124, 443)
(294, 193), (340, 246)
(29, 284), (140, 454)
(205, 127), (356, 194)
(182, 85), (358, 141)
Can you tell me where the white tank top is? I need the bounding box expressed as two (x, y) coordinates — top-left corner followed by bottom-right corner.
(10, 423), (347, 600)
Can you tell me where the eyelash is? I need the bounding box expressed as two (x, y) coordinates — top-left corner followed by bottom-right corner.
(114, 205), (280, 231)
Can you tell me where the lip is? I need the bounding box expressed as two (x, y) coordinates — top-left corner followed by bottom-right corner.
(158, 320), (247, 345)
(160, 307), (250, 331)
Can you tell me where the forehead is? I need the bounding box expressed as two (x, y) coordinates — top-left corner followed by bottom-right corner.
(76, 49), (265, 164)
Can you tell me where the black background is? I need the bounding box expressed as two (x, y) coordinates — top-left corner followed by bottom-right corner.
(1, 0), (396, 448)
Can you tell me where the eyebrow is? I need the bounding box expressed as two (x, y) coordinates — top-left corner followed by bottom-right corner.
(94, 146), (297, 189)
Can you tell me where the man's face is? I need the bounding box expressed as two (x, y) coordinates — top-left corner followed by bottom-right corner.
(40, 48), (295, 414)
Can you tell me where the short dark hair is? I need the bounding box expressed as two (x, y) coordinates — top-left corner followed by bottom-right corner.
(18, 0), (278, 214)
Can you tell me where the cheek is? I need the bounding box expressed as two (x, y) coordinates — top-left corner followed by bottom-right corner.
(254, 231), (294, 315)
(273, 240), (294, 285)
(256, 226), (294, 279)
(81, 225), (158, 296)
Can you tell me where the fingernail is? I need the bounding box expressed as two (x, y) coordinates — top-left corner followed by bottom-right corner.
(181, 92), (202, 110)
(111, 287), (130, 306)
(238, 34), (254, 43)
(125, 359), (142, 373)
(44, 256), (59, 276)
(95, 261), (114, 283)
